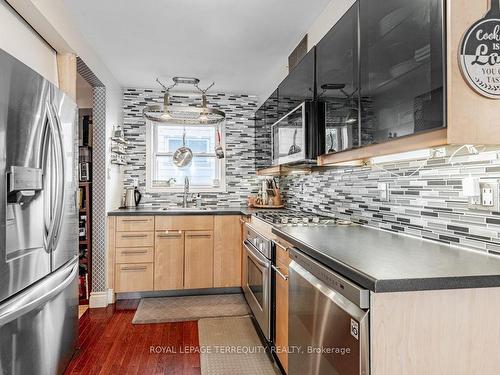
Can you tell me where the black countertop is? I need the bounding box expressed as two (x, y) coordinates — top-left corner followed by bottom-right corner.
(272, 224), (500, 293)
(108, 206), (255, 216)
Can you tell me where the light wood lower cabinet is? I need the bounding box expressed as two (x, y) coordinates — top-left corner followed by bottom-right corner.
(275, 258), (289, 373)
(115, 263), (154, 292)
(111, 215), (243, 293)
(214, 216), (242, 288)
(184, 230), (214, 289)
(154, 231), (184, 291)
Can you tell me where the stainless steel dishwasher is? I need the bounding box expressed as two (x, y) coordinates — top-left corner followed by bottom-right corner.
(288, 248), (370, 375)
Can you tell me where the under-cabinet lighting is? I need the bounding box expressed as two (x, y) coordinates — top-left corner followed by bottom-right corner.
(370, 148), (446, 164)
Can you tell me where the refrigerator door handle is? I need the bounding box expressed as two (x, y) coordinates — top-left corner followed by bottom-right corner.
(0, 260), (78, 327)
(45, 102), (66, 252)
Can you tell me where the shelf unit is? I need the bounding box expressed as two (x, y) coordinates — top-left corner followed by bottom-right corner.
(110, 136), (128, 165)
(78, 108), (93, 306)
(78, 182), (92, 305)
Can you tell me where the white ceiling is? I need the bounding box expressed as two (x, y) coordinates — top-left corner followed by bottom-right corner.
(64, 0), (331, 98)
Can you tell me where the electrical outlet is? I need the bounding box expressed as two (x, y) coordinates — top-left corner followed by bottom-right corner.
(482, 186), (494, 206)
(469, 179), (500, 211)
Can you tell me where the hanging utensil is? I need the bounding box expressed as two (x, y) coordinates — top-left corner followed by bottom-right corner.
(288, 129), (301, 155)
(328, 132), (336, 153)
(173, 129), (193, 168)
(215, 126), (225, 159)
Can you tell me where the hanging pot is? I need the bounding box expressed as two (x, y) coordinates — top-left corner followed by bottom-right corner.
(173, 130), (193, 168)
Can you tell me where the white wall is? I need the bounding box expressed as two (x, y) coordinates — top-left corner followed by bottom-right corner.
(13, 0), (125, 211)
(0, 1), (57, 84)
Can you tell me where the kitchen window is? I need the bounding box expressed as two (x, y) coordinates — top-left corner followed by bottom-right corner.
(146, 123), (226, 192)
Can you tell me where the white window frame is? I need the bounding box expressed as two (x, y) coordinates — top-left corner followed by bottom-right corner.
(145, 122), (226, 193)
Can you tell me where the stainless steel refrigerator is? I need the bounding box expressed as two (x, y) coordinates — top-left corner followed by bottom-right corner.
(0, 48), (79, 375)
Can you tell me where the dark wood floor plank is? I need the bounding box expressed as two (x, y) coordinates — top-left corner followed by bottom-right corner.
(64, 300), (200, 375)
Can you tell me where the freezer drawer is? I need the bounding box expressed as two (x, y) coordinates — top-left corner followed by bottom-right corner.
(0, 259), (78, 375)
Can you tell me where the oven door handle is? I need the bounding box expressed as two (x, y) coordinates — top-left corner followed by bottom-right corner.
(243, 241), (270, 268)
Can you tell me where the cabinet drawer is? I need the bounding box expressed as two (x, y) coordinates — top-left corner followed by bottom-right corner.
(275, 238), (292, 268)
(116, 232), (154, 248)
(116, 216), (154, 232)
(115, 263), (153, 292)
(155, 216), (213, 231)
(116, 247), (154, 264)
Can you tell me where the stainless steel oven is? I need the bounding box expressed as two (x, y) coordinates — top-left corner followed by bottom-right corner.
(289, 248), (370, 375)
(242, 224), (272, 341)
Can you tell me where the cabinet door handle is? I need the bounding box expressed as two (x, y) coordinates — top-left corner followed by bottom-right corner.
(122, 219), (150, 222)
(157, 234), (182, 238)
(157, 230), (182, 238)
(272, 265), (288, 281)
(186, 234), (212, 238)
(121, 234), (148, 238)
(120, 249), (148, 254)
(121, 265), (148, 271)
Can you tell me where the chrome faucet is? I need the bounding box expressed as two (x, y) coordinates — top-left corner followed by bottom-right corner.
(183, 176), (190, 208)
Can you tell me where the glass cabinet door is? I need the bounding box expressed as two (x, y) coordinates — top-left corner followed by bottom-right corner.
(278, 48), (315, 119)
(316, 3), (360, 154)
(359, 0), (444, 146)
(254, 90), (278, 170)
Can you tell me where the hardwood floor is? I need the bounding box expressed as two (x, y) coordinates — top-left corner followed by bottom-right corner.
(65, 300), (201, 375)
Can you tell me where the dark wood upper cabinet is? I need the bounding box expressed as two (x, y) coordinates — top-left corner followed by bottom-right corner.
(316, 3), (359, 154)
(359, 0), (445, 146)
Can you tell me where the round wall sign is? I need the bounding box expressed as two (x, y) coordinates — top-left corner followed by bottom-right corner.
(459, 1), (500, 99)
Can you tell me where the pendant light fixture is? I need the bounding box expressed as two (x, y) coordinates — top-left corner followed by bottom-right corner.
(143, 77), (226, 125)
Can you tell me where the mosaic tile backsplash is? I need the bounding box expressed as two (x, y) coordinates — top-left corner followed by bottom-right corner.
(122, 88), (259, 206)
(279, 148), (500, 256)
(122, 88), (500, 255)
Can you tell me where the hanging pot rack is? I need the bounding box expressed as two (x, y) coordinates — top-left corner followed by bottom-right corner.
(142, 77), (226, 125)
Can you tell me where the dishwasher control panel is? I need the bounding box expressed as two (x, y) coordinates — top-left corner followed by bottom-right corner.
(289, 248), (370, 309)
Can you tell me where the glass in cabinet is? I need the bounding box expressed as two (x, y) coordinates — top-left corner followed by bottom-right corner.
(278, 48), (315, 119)
(316, 3), (360, 154)
(359, 0), (444, 146)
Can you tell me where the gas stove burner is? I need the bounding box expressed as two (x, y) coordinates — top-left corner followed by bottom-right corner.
(253, 210), (347, 227)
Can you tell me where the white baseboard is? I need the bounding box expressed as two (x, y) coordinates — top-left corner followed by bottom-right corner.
(107, 288), (115, 304)
(89, 291), (108, 308)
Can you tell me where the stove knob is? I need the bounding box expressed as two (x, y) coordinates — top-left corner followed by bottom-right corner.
(303, 218), (309, 224)
(282, 217), (289, 224)
(292, 217), (299, 224)
(312, 217), (320, 224)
